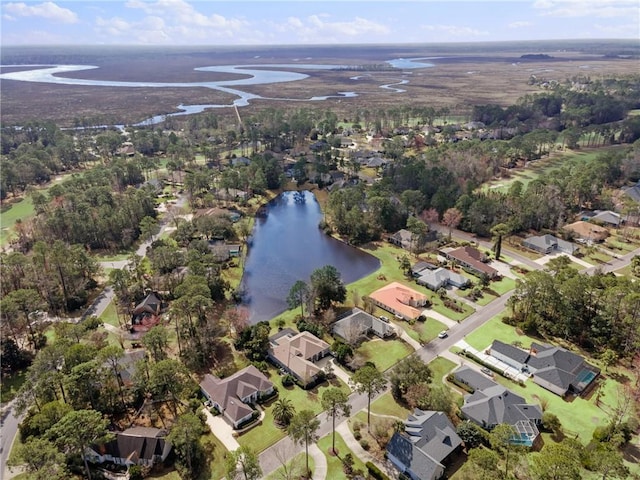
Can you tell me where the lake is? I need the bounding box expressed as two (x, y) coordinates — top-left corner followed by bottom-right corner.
(241, 191), (380, 323)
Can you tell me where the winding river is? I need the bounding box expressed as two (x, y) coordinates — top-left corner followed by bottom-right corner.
(0, 57), (436, 125)
(241, 191), (380, 323)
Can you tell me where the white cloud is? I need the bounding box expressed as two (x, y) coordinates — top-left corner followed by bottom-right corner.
(508, 21), (533, 29)
(271, 14), (389, 43)
(533, 0), (638, 18)
(3, 1), (78, 23)
(422, 24), (489, 37)
(594, 22), (640, 36)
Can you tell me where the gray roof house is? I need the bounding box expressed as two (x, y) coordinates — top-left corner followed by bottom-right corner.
(200, 365), (274, 429)
(622, 182), (640, 203)
(489, 340), (600, 397)
(389, 228), (437, 251)
(461, 384), (542, 447)
(587, 210), (622, 227)
(387, 410), (462, 480)
(88, 427), (172, 467)
(332, 308), (395, 344)
(411, 261), (438, 277)
(522, 234), (577, 255)
(416, 267), (470, 291)
(452, 366), (498, 392)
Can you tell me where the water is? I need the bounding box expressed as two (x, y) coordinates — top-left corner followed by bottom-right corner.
(241, 191), (380, 323)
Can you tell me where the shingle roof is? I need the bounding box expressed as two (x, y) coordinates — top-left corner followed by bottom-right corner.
(491, 340), (530, 365)
(102, 427), (169, 462)
(369, 282), (428, 319)
(444, 246), (498, 276)
(452, 366), (497, 392)
(268, 331), (329, 382)
(462, 385), (542, 427)
(386, 410), (461, 480)
(332, 308), (394, 340)
(200, 365), (273, 424)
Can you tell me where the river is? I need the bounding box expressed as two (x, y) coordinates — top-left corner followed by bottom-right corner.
(241, 191), (380, 323)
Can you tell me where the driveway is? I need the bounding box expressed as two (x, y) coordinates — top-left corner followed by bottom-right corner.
(315, 357), (352, 388)
(455, 340), (529, 383)
(202, 408), (240, 451)
(534, 251), (593, 269)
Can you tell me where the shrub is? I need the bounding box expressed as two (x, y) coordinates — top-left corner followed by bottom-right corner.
(354, 430), (362, 440)
(282, 374), (296, 387)
(360, 439), (369, 450)
(366, 462), (389, 480)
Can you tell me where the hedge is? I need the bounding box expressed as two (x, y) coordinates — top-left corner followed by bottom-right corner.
(366, 462), (390, 480)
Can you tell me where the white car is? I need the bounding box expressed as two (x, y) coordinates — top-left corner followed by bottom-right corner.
(438, 331), (448, 339)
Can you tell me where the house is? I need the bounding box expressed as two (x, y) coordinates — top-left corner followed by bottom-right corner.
(386, 409), (463, 480)
(416, 267), (470, 291)
(369, 282), (430, 320)
(452, 366), (497, 392)
(267, 330), (330, 387)
(231, 156), (251, 167)
(441, 246), (498, 278)
(582, 210), (622, 228)
(207, 241), (241, 262)
(389, 228), (437, 251)
(111, 349), (146, 386)
(461, 384), (542, 447)
(200, 365), (274, 428)
(622, 182), (640, 203)
(563, 221), (609, 243)
(131, 292), (165, 333)
(116, 142), (135, 157)
(332, 308), (395, 343)
(411, 261), (438, 277)
(88, 427), (172, 467)
(489, 340), (600, 397)
(522, 234), (578, 255)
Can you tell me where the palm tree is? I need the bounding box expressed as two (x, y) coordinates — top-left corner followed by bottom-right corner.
(273, 398), (295, 428)
(288, 410), (320, 478)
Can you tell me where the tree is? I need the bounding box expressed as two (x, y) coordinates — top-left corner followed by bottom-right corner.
(456, 420), (486, 449)
(542, 412), (562, 434)
(273, 397), (296, 428)
(389, 355), (432, 400)
(351, 364), (387, 430)
(287, 280), (310, 318)
(466, 447), (500, 480)
(442, 207), (462, 240)
(142, 325), (169, 362)
(168, 413), (206, 480)
(47, 409), (114, 480)
(148, 359), (195, 415)
(321, 388), (351, 454)
(490, 223), (510, 261)
(407, 215), (428, 255)
(600, 348), (617, 372)
(288, 410), (320, 478)
(587, 443), (629, 480)
(16, 437), (68, 480)
(489, 424), (523, 480)
(310, 265), (346, 312)
(529, 439), (582, 480)
(225, 445), (262, 480)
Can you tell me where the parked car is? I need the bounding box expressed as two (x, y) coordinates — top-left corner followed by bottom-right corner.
(438, 331), (448, 339)
(480, 367), (494, 377)
(379, 315), (390, 323)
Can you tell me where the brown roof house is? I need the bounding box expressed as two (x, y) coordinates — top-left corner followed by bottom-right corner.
(441, 246), (498, 278)
(88, 427), (172, 467)
(563, 221), (609, 243)
(268, 330), (330, 387)
(200, 365), (274, 429)
(131, 292), (166, 335)
(369, 282), (429, 320)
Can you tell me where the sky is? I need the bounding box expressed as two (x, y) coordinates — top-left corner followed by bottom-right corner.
(1, 0), (639, 46)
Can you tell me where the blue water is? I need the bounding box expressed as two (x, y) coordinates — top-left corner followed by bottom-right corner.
(241, 191), (380, 323)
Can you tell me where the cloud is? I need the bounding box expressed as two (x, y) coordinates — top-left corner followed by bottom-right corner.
(533, 0), (638, 18)
(125, 0), (246, 29)
(508, 21), (532, 29)
(272, 14), (389, 43)
(422, 24), (489, 37)
(2, 1), (78, 23)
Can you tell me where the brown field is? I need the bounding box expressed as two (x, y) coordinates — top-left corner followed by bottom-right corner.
(1, 42), (639, 126)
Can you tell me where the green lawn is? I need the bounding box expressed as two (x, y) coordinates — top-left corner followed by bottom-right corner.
(1, 370), (27, 405)
(430, 295), (474, 322)
(403, 317), (447, 344)
(464, 314), (529, 351)
(355, 338), (413, 371)
(99, 300), (121, 328)
(318, 432), (367, 479)
(264, 452), (312, 480)
(0, 196), (35, 245)
(579, 248), (613, 265)
(490, 276), (517, 295)
(428, 357), (458, 384)
(369, 391), (411, 419)
(237, 369), (350, 452)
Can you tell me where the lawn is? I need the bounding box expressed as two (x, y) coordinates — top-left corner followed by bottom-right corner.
(0, 196), (35, 245)
(264, 452), (313, 480)
(490, 276), (517, 295)
(604, 235), (640, 253)
(430, 294), (474, 322)
(428, 357), (458, 384)
(99, 300), (121, 328)
(1, 370), (26, 405)
(318, 432), (367, 480)
(403, 317), (447, 344)
(369, 391), (410, 419)
(237, 369), (350, 452)
(355, 338), (413, 371)
(464, 314), (530, 351)
(578, 248), (614, 265)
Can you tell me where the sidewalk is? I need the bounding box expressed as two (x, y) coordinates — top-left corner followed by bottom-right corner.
(335, 422), (398, 479)
(308, 444), (327, 480)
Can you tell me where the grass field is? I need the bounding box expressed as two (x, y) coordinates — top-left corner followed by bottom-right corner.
(318, 432), (367, 480)
(264, 452), (312, 480)
(0, 370), (26, 405)
(403, 317), (447, 344)
(464, 314), (529, 351)
(99, 300), (121, 328)
(355, 338), (413, 372)
(0, 196), (34, 245)
(369, 392), (410, 419)
(429, 356), (458, 384)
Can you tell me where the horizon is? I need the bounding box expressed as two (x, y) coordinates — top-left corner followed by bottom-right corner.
(2, 1), (639, 47)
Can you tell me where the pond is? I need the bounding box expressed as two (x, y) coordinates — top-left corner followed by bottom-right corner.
(241, 191), (380, 323)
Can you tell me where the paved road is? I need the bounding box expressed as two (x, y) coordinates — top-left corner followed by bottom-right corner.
(1, 401), (23, 479)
